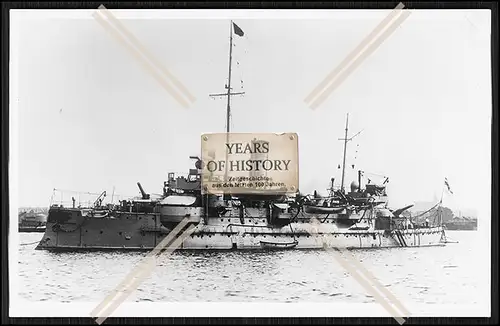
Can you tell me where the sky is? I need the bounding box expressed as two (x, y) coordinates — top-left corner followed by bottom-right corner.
(10, 9), (492, 219)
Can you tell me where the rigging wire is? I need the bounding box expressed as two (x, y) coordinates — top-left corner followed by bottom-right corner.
(20, 240), (41, 246)
(363, 171), (388, 178)
(233, 35), (246, 92)
(411, 201), (442, 219)
(227, 32), (246, 132)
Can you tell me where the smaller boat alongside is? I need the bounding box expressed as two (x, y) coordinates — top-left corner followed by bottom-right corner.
(260, 239), (299, 250)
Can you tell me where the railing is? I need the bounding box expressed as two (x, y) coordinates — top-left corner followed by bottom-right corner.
(49, 188), (138, 209)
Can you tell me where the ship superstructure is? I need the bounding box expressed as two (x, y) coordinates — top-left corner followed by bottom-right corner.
(36, 156), (446, 251)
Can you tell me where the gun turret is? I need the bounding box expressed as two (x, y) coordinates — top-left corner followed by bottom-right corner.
(137, 182), (150, 200)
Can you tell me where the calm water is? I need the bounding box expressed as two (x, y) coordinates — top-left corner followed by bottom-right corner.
(17, 231), (489, 306)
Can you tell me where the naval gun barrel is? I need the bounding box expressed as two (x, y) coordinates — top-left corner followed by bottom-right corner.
(392, 204), (414, 218)
(137, 182), (150, 200)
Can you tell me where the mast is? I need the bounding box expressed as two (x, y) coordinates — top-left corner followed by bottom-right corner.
(358, 170), (362, 191)
(340, 113), (349, 193)
(338, 113), (363, 194)
(439, 182), (445, 226)
(223, 22), (233, 193)
(208, 20), (246, 199)
(226, 20), (234, 133)
(209, 20), (245, 133)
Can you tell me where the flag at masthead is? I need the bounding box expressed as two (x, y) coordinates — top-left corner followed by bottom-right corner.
(233, 22), (244, 37)
(209, 21), (246, 134)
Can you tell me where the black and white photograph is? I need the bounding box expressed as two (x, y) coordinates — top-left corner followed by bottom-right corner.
(8, 4), (493, 322)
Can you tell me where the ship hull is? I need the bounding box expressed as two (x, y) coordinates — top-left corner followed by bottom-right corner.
(35, 212), (446, 251)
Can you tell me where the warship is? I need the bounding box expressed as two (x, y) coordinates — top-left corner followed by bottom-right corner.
(444, 217), (478, 231)
(35, 20), (447, 251)
(18, 208), (47, 233)
(34, 158), (447, 251)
